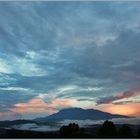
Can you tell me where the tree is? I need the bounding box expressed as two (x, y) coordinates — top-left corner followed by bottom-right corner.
(97, 120), (117, 138)
(137, 128), (140, 138)
(118, 125), (133, 138)
(59, 123), (79, 137)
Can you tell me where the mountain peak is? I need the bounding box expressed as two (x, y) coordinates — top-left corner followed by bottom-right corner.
(35, 107), (130, 122)
(59, 107), (85, 112)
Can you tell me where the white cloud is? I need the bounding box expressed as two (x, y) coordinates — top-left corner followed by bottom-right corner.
(0, 87), (31, 92)
(37, 85), (104, 102)
(0, 59), (12, 73)
(25, 51), (37, 59)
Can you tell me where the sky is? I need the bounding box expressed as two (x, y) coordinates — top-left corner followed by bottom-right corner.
(0, 1), (140, 120)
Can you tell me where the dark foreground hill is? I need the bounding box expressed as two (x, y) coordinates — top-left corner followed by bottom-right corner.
(0, 121), (140, 138)
(0, 120), (36, 127)
(35, 107), (129, 122)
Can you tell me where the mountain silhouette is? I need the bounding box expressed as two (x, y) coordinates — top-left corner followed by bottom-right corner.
(0, 120), (36, 127)
(35, 107), (130, 122)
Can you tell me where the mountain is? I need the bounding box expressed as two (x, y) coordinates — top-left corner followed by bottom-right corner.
(0, 120), (36, 127)
(35, 107), (130, 122)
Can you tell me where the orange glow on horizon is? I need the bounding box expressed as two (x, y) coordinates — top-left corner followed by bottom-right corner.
(8, 97), (140, 118)
(96, 102), (140, 117)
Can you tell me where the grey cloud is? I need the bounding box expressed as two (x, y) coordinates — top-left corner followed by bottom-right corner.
(112, 100), (140, 105)
(97, 88), (140, 105)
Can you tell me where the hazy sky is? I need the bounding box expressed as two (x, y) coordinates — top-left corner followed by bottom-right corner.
(0, 1), (140, 120)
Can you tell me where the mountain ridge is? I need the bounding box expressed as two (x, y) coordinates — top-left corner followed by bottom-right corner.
(35, 107), (130, 122)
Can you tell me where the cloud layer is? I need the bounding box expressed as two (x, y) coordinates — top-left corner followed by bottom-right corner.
(0, 2), (140, 119)
(10, 98), (77, 119)
(97, 88), (140, 104)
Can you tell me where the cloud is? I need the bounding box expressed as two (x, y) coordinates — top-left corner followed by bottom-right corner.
(97, 88), (140, 105)
(0, 87), (31, 92)
(96, 102), (140, 117)
(10, 98), (77, 116)
(112, 100), (140, 105)
(0, 2), (140, 119)
(37, 85), (104, 102)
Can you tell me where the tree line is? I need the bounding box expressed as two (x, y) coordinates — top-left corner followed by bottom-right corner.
(60, 120), (140, 138)
(0, 120), (140, 138)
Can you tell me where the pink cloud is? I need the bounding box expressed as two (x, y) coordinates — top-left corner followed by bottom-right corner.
(10, 98), (77, 115)
(97, 88), (140, 104)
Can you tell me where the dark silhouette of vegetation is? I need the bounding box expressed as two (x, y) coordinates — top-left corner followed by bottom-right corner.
(0, 120), (139, 138)
(60, 123), (79, 136)
(118, 125), (134, 138)
(59, 123), (92, 138)
(97, 120), (117, 138)
(137, 128), (140, 138)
